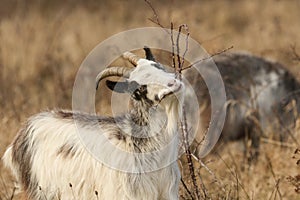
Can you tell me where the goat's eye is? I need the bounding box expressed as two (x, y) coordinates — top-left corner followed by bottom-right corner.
(132, 90), (142, 100)
(139, 85), (147, 93)
(131, 85), (147, 101)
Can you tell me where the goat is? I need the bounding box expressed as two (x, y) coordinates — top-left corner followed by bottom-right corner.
(184, 52), (300, 160)
(2, 48), (185, 199)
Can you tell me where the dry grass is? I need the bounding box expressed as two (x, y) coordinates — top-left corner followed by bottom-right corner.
(0, 0), (300, 199)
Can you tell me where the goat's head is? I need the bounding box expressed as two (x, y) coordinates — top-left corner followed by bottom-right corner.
(96, 49), (185, 109)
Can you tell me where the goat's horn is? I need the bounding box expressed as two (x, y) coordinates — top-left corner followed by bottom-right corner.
(96, 67), (133, 90)
(122, 52), (141, 66)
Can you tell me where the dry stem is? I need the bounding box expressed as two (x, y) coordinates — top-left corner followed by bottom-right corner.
(171, 23), (202, 200)
(182, 46), (234, 71)
(290, 44), (300, 62)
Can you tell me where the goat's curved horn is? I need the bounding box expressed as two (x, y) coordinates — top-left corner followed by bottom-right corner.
(123, 52), (141, 66)
(96, 67), (133, 90)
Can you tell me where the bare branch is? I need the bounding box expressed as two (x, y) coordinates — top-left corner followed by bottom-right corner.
(176, 24), (190, 74)
(171, 23), (176, 70)
(180, 178), (195, 200)
(261, 138), (297, 148)
(191, 153), (226, 193)
(174, 23), (201, 200)
(197, 169), (209, 199)
(217, 153), (251, 200)
(266, 155), (283, 200)
(181, 29), (190, 72)
(176, 25), (183, 71)
(180, 108), (202, 200)
(290, 44), (300, 62)
(144, 0), (165, 29)
(182, 45), (234, 71)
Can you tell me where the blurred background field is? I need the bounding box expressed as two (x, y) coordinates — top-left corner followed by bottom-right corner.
(0, 0), (299, 199)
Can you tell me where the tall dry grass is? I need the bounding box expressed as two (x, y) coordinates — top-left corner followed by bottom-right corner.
(0, 0), (299, 199)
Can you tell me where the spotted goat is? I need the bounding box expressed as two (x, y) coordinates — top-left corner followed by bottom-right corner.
(185, 52), (300, 160)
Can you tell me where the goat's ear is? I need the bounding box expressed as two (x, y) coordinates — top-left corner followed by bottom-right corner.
(106, 80), (128, 93)
(143, 46), (156, 62)
(106, 80), (141, 94)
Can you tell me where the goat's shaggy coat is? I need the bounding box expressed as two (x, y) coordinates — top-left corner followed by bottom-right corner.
(185, 52), (300, 159)
(3, 55), (184, 199)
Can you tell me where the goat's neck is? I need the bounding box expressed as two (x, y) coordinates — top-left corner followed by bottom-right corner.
(129, 99), (181, 139)
(124, 99), (182, 169)
(129, 100), (152, 127)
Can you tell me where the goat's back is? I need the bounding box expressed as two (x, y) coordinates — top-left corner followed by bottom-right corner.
(184, 52), (300, 145)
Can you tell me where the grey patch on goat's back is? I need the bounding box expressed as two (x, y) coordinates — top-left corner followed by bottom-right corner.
(11, 122), (38, 197)
(53, 110), (118, 125)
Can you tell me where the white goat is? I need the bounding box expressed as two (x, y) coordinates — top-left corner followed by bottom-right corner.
(3, 49), (184, 200)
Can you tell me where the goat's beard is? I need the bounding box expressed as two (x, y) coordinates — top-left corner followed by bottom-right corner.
(161, 96), (184, 162)
(162, 95), (184, 137)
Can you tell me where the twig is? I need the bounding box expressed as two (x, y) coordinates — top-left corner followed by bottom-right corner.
(176, 24), (189, 74)
(235, 169), (239, 200)
(171, 23), (176, 70)
(174, 24), (201, 200)
(216, 153), (251, 200)
(290, 44), (300, 62)
(200, 33), (227, 45)
(182, 45), (234, 71)
(144, 0), (165, 29)
(181, 30), (189, 72)
(176, 25), (183, 71)
(274, 180), (282, 200)
(226, 189), (232, 200)
(9, 187), (16, 200)
(227, 151), (241, 200)
(192, 132), (208, 155)
(180, 178), (195, 200)
(197, 170), (210, 199)
(266, 155), (283, 200)
(181, 110), (202, 199)
(261, 137), (297, 148)
(191, 153), (226, 193)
